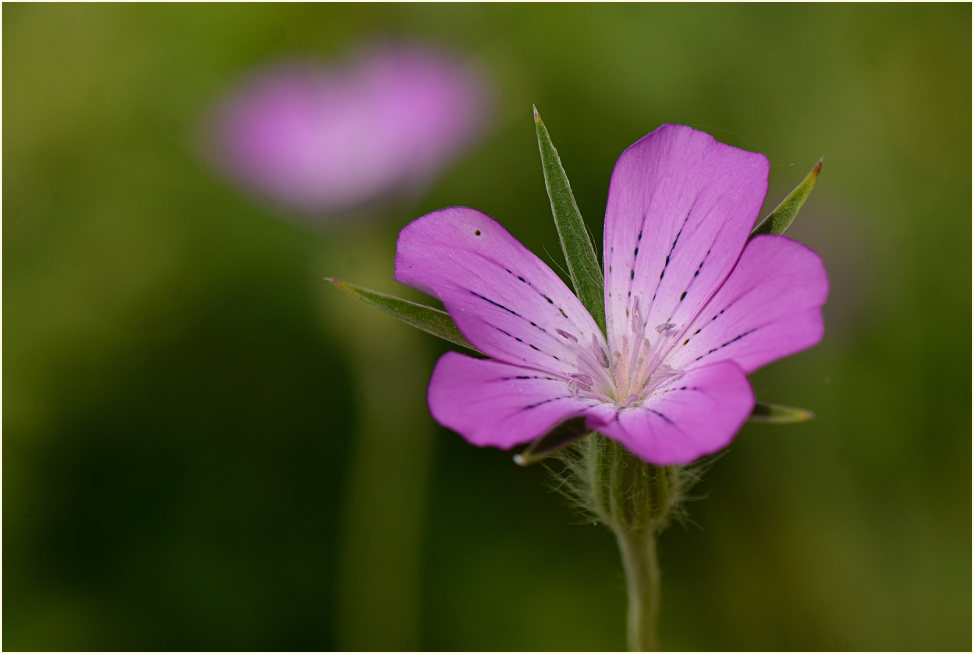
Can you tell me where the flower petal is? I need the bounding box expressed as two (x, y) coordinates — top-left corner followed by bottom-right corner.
(396, 207), (606, 375)
(589, 361), (754, 465)
(668, 234), (828, 373)
(602, 124), (769, 351)
(428, 351), (600, 449)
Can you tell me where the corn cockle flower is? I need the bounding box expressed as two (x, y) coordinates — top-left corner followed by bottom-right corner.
(203, 43), (487, 215)
(396, 124), (828, 465)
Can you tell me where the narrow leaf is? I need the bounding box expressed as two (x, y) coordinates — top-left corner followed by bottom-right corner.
(534, 107), (606, 333)
(752, 158), (823, 236)
(748, 402), (815, 424)
(514, 417), (592, 466)
(327, 278), (480, 353)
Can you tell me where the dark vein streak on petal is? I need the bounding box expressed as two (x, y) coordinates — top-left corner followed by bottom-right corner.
(487, 323), (558, 363)
(651, 205), (695, 302)
(665, 239), (717, 324)
(498, 375), (558, 382)
(690, 282), (761, 342)
(694, 328), (758, 362)
(502, 268), (565, 329)
(522, 395), (572, 410)
(624, 215), (648, 301)
(649, 408), (675, 425)
(470, 290), (521, 317)
(693, 249), (710, 278)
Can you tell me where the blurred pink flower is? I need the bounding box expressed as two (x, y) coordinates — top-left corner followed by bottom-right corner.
(204, 43), (487, 215)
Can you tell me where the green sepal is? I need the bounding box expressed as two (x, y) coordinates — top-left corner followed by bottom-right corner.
(752, 158), (823, 236)
(534, 107), (606, 333)
(326, 278), (480, 354)
(514, 417), (592, 466)
(748, 401), (815, 424)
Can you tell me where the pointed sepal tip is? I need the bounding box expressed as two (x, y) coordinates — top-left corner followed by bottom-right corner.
(748, 401), (815, 424)
(534, 108), (606, 333)
(514, 417), (592, 466)
(752, 157), (823, 237)
(326, 277), (480, 353)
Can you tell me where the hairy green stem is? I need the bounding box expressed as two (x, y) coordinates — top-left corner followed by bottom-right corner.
(554, 435), (685, 651)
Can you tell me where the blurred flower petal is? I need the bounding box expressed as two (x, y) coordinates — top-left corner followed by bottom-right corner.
(204, 42), (488, 216)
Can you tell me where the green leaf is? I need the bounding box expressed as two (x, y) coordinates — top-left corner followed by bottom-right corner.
(748, 402), (815, 424)
(326, 278), (480, 353)
(534, 107), (606, 333)
(514, 417), (592, 466)
(752, 158), (823, 236)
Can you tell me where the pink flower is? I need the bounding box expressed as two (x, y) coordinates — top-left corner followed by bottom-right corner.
(205, 43), (486, 215)
(395, 125), (828, 465)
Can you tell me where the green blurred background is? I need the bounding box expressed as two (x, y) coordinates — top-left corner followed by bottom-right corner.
(4, 3), (971, 651)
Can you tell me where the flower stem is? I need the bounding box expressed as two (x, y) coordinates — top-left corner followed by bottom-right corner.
(555, 436), (683, 651)
(614, 526), (661, 652)
(326, 227), (434, 650)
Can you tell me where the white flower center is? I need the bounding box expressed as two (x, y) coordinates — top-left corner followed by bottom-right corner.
(562, 298), (684, 408)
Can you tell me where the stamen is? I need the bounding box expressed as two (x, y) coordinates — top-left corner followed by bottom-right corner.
(569, 373), (594, 386)
(569, 373), (594, 392)
(630, 297), (644, 335)
(553, 310), (684, 408)
(567, 378), (580, 397)
(626, 332), (644, 384)
(592, 334), (610, 368)
(632, 338), (652, 379)
(655, 363), (683, 381)
(556, 328), (578, 342)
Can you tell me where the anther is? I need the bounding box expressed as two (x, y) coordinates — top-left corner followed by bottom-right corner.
(556, 328), (578, 342)
(592, 334), (610, 368)
(569, 373), (594, 391)
(630, 298), (644, 334)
